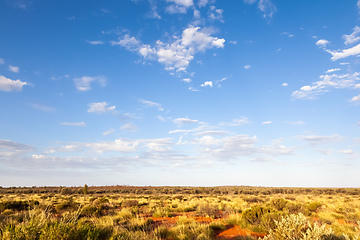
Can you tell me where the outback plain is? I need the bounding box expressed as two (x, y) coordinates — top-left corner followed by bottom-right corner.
(0, 185), (359, 240)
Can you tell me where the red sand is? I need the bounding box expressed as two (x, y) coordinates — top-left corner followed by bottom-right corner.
(216, 226), (266, 239)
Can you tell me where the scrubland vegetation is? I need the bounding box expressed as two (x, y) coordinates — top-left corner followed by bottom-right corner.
(0, 185), (359, 239)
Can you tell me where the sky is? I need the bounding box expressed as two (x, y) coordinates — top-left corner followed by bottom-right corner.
(0, 0), (360, 188)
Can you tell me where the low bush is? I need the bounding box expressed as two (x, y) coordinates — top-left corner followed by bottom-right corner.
(242, 205), (273, 226)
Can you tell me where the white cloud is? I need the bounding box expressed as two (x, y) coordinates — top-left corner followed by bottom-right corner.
(0, 58), (4, 64)
(87, 102), (116, 113)
(327, 43), (360, 61)
(244, 65), (251, 69)
(351, 94), (360, 103)
(219, 117), (250, 126)
(0, 75), (27, 92)
(193, 9), (201, 18)
(87, 40), (104, 45)
(181, 26), (225, 50)
(60, 122), (86, 127)
(173, 117), (199, 125)
(121, 123), (139, 132)
(112, 26), (225, 72)
(73, 76), (106, 91)
(343, 26), (360, 45)
(262, 121), (272, 124)
(102, 129), (115, 136)
(282, 83), (288, 87)
(166, 0), (193, 7)
(198, 0), (208, 7)
(243, 0), (257, 4)
(188, 86), (199, 91)
(201, 81), (213, 87)
(292, 72), (360, 99)
(139, 99), (164, 111)
(29, 103), (55, 112)
(258, 0), (276, 18)
(194, 130), (228, 136)
(85, 138), (140, 154)
(9, 65), (20, 73)
(316, 39), (329, 48)
(166, 5), (187, 14)
(182, 78), (192, 83)
(147, 0), (161, 19)
(111, 34), (140, 50)
(325, 68), (341, 73)
(340, 62), (350, 65)
(208, 6), (224, 22)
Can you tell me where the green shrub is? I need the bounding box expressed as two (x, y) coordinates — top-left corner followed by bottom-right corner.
(242, 205), (273, 226)
(270, 198), (289, 211)
(152, 207), (173, 218)
(262, 213), (338, 240)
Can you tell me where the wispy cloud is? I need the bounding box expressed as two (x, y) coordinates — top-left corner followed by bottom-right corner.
(351, 94), (360, 103)
(243, 0), (276, 19)
(219, 117), (250, 126)
(103, 129), (115, 136)
(139, 99), (164, 111)
(292, 72), (360, 99)
(9, 65), (20, 73)
(244, 65), (251, 69)
(258, 0), (276, 18)
(73, 76), (106, 91)
(299, 134), (344, 145)
(173, 117), (199, 125)
(343, 26), (360, 45)
(121, 123), (139, 132)
(286, 121), (305, 125)
(29, 103), (55, 112)
(60, 122), (86, 127)
(281, 32), (294, 38)
(86, 40), (104, 45)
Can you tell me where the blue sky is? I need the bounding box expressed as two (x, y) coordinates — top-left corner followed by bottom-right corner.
(0, 0), (360, 187)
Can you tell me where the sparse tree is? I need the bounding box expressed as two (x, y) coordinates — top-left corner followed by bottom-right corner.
(83, 184), (88, 195)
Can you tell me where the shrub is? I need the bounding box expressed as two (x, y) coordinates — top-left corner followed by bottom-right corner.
(152, 207), (173, 218)
(242, 205), (273, 226)
(270, 198), (289, 211)
(80, 205), (100, 217)
(122, 200), (139, 208)
(153, 226), (171, 239)
(61, 187), (73, 195)
(196, 202), (219, 218)
(262, 213), (343, 240)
